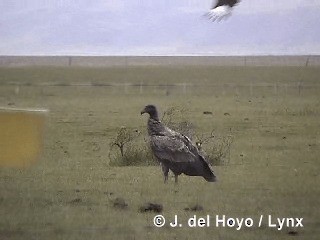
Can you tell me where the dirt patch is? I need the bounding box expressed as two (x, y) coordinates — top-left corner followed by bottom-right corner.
(139, 203), (163, 213)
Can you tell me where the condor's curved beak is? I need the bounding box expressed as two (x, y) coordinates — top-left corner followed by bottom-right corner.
(140, 109), (146, 115)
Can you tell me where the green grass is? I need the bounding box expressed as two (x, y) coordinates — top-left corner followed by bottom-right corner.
(0, 66), (320, 239)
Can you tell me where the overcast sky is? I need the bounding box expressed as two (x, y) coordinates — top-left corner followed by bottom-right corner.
(1, 0), (320, 56)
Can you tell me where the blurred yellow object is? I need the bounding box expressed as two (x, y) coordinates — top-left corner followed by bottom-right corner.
(0, 107), (48, 168)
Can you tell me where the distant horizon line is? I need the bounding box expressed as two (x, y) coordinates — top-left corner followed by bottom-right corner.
(1, 54), (319, 57)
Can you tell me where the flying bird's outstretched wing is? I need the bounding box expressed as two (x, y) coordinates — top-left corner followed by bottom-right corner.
(206, 0), (240, 22)
(212, 0), (239, 8)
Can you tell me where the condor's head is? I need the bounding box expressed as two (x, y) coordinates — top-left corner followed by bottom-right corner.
(141, 105), (159, 121)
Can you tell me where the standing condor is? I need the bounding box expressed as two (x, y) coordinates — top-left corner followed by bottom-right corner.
(141, 105), (217, 183)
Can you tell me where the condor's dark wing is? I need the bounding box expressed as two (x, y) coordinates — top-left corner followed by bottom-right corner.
(150, 128), (216, 181)
(212, 0), (240, 9)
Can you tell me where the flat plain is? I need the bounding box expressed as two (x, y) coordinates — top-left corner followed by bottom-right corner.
(0, 66), (319, 239)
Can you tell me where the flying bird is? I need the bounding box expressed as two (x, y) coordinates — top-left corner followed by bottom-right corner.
(206, 0), (241, 21)
(141, 105), (217, 183)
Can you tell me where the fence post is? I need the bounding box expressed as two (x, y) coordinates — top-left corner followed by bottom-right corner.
(14, 86), (20, 95)
(234, 85), (239, 96)
(250, 82), (253, 96)
(183, 82), (187, 94)
(284, 84), (288, 95)
(112, 83), (116, 94)
(298, 81), (302, 96)
(305, 56), (310, 67)
(139, 81), (143, 94)
(165, 82), (169, 96)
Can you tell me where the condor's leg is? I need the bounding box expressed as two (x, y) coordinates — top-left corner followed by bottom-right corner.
(161, 163), (169, 183)
(174, 174), (178, 184)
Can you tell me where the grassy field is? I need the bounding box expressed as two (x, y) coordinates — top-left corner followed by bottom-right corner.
(0, 66), (319, 239)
